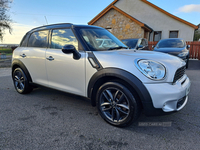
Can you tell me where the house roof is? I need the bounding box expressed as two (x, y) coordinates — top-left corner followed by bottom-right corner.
(88, 0), (198, 30)
(88, 0), (118, 25)
(141, 0), (198, 29)
(88, 4), (152, 32)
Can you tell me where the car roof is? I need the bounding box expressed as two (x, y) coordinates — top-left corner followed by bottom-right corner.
(28, 23), (102, 33)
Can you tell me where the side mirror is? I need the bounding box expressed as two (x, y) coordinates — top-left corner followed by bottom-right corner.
(62, 45), (81, 60)
(152, 45), (155, 48)
(186, 45), (190, 49)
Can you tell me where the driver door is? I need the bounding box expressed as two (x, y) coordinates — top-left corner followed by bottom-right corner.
(45, 28), (86, 96)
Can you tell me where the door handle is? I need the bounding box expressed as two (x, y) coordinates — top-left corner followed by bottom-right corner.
(20, 54), (26, 58)
(46, 56), (54, 61)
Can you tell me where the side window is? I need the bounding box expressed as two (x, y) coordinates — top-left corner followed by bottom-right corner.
(20, 33), (29, 47)
(28, 30), (48, 48)
(50, 29), (78, 50)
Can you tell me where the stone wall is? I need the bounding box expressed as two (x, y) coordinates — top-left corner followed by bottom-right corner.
(115, 0), (195, 41)
(93, 8), (144, 39)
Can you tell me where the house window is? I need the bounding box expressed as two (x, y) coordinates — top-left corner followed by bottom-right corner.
(153, 31), (162, 41)
(169, 31), (179, 38)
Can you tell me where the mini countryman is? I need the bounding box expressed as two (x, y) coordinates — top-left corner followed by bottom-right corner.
(12, 24), (191, 127)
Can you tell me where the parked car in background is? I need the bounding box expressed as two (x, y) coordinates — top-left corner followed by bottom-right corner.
(12, 24), (190, 127)
(121, 38), (149, 50)
(153, 38), (190, 68)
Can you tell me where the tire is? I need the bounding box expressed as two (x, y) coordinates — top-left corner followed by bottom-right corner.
(12, 68), (33, 94)
(96, 82), (141, 127)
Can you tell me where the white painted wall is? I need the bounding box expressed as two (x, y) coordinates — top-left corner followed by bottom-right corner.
(115, 0), (195, 41)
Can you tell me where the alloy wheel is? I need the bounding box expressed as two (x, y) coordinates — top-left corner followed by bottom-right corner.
(13, 70), (25, 92)
(99, 88), (130, 123)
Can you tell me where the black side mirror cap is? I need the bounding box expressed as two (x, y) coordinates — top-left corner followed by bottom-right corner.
(62, 45), (81, 60)
(186, 45), (190, 49)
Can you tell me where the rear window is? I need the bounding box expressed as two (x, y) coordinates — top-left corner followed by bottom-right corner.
(28, 30), (49, 48)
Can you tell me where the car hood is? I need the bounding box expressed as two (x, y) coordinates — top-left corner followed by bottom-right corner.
(93, 49), (185, 68)
(93, 49), (186, 83)
(154, 47), (186, 52)
(153, 47), (188, 56)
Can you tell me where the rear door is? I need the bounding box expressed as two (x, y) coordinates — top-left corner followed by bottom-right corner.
(19, 30), (49, 86)
(45, 28), (86, 96)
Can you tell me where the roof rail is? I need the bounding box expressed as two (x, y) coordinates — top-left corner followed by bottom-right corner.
(30, 23), (73, 31)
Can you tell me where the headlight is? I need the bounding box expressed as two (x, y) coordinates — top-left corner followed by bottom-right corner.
(178, 52), (188, 57)
(135, 59), (166, 80)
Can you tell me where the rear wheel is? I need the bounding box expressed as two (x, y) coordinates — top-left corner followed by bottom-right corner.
(12, 68), (33, 94)
(96, 82), (141, 127)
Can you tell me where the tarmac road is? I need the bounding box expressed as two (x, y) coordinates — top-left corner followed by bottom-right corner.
(0, 60), (200, 150)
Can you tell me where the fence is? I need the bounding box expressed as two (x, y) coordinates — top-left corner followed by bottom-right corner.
(186, 41), (200, 60)
(148, 41), (200, 60)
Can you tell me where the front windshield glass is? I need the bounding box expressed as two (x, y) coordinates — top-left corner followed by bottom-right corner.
(79, 28), (128, 51)
(157, 39), (185, 48)
(122, 39), (138, 49)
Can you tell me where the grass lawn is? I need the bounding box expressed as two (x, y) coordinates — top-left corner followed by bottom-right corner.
(5, 53), (13, 56)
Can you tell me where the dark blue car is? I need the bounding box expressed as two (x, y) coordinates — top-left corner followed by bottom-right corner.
(153, 38), (190, 68)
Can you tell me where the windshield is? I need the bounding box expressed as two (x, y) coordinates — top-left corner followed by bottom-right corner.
(156, 39), (185, 48)
(122, 39), (138, 49)
(79, 28), (128, 51)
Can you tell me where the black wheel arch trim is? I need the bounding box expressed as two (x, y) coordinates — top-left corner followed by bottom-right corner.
(88, 68), (166, 116)
(12, 59), (32, 82)
(88, 68), (149, 100)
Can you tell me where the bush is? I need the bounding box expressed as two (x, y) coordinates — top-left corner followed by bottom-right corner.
(0, 48), (12, 54)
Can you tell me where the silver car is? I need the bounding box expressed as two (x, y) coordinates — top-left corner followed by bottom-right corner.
(12, 24), (191, 127)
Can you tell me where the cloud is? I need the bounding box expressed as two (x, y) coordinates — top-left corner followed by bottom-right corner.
(2, 23), (36, 44)
(178, 4), (200, 13)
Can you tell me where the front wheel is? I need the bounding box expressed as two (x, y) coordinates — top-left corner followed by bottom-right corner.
(96, 82), (141, 127)
(12, 68), (33, 94)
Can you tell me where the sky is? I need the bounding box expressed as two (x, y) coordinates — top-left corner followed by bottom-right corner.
(1, 0), (200, 44)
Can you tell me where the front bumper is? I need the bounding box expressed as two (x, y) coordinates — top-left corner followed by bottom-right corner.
(144, 74), (191, 112)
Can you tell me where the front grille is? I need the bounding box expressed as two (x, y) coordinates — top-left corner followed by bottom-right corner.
(173, 65), (186, 83)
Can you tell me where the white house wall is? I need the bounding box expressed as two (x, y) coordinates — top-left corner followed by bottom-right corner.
(115, 0), (195, 41)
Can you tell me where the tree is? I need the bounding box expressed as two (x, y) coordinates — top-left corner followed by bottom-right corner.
(0, 0), (12, 41)
(193, 24), (200, 41)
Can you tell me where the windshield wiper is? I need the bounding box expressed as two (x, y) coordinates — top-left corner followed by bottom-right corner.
(108, 46), (128, 50)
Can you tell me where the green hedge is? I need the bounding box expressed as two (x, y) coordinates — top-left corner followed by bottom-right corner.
(0, 48), (12, 53)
